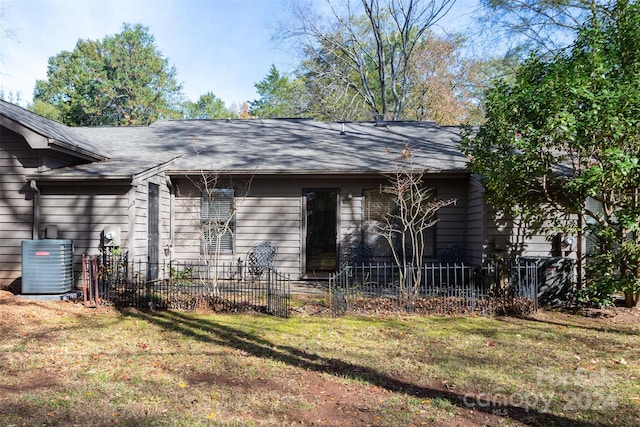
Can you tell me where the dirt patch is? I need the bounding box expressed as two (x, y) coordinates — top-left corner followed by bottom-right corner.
(0, 290), (112, 317)
(290, 297), (331, 317)
(536, 305), (640, 329)
(187, 368), (507, 426)
(577, 305), (640, 323)
(287, 371), (396, 427)
(0, 291), (113, 339)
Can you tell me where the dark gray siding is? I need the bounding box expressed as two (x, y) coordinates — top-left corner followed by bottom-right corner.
(38, 173), (171, 286)
(160, 176), (171, 259)
(465, 176), (485, 264)
(172, 177), (302, 272)
(429, 177), (468, 255)
(171, 174), (471, 279)
(132, 180), (148, 260)
(0, 129), (36, 288)
(39, 184), (130, 285)
(39, 187), (129, 253)
(484, 207), (562, 260)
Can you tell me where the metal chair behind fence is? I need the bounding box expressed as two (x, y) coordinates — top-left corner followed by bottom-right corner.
(247, 241), (278, 277)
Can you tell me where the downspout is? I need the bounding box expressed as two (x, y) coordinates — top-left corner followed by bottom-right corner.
(30, 180), (41, 240)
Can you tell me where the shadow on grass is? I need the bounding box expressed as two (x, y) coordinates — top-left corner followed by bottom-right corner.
(0, 401), (167, 427)
(121, 309), (604, 427)
(516, 311), (640, 336)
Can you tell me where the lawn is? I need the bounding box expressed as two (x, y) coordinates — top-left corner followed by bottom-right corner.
(0, 291), (638, 426)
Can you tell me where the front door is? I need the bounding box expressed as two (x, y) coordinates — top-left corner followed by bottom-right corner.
(148, 183), (159, 280)
(304, 188), (338, 274)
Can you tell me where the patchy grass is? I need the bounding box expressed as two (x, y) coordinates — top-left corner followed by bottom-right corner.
(0, 292), (639, 426)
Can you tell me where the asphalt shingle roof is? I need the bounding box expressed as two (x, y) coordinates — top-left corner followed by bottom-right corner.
(0, 100), (109, 159)
(44, 118), (468, 179)
(1, 100), (468, 179)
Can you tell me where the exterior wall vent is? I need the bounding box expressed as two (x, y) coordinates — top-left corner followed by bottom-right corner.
(21, 240), (74, 294)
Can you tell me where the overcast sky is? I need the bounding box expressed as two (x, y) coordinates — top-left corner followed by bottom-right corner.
(0, 0), (477, 108)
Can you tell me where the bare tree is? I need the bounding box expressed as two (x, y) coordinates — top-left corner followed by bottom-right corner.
(475, 0), (611, 56)
(282, 0), (457, 121)
(375, 150), (456, 295)
(199, 177), (235, 290)
(180, 154), (253, 293)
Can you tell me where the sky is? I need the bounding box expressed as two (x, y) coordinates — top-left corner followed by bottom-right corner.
(0, 0), (478, 108)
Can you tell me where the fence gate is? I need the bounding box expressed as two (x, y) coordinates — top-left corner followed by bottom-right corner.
(265, 270), (291, 318)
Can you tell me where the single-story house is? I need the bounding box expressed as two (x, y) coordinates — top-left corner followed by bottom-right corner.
(0, 100), (562, 289)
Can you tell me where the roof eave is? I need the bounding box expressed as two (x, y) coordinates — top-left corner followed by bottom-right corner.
(48, 139), (109, 161)
(166, 168), (470, 177)
(27, 173), (134, 183)
(0, 113), (109, 161)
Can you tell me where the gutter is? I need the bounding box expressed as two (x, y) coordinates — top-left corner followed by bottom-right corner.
(26, 157), (183, 183)
(47, 138), (109, 162)
(165, 169), (471, 178)
(26, 174), (134, 184)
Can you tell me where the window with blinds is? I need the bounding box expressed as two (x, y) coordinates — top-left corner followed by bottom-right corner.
(363, 189), (395, 222)
(201, 189), (235, 252)
(362, 188), (437, 258)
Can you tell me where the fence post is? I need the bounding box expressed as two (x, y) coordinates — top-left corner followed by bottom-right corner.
(82, 255), (88, 305)
(92, 257), (99, 307)
(267, 268), (272, 314)
(343, 268), (349, 314)
(532, 260), (539, 312)
(467, 264), (474, 312)
(328, 274), (333, 315)
(407, 263), (413, 313)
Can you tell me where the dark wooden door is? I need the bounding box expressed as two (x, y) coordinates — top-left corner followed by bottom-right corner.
(304, 188), (338, 273)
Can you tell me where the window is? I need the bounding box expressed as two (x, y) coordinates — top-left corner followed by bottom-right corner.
(363, 188), (436, 258)
(363, 189), (395, 223)
(201, 189), (235, 253)
(362, 189), (393, 261)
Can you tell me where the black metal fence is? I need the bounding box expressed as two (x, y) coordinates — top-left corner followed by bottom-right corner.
(82, 255), (291, 318)
(328, 259), (549, 317)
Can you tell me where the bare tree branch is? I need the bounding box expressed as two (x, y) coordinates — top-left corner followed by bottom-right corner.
(281, 0), (457, 120)
(374, 152), (456, 294)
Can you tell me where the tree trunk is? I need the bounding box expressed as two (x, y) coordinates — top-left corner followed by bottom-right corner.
(624, 290), (640, 308)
